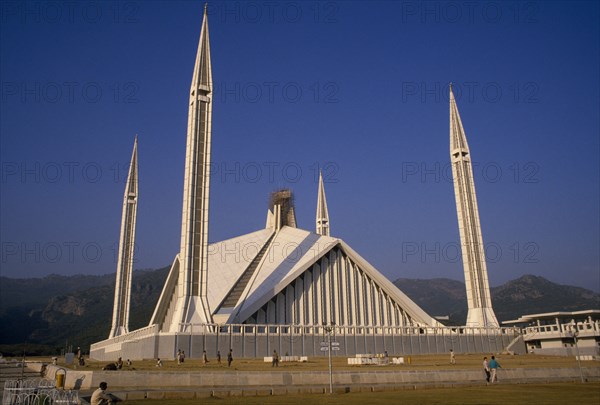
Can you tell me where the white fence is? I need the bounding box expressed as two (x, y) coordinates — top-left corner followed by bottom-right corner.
(2, 379), (78, 405)
(91, 323), (522, 361)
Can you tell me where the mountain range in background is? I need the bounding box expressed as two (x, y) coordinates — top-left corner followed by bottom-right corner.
(0, 268), (598, 356)
(394, 275), (599, 325)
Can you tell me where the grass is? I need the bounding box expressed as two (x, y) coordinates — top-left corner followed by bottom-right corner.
(24, 353), (589, 372)
(121, 383), (600, 404)
(14, 355), (599, 404)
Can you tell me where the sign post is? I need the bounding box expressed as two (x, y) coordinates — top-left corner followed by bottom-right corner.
(570, 323), (585, 383)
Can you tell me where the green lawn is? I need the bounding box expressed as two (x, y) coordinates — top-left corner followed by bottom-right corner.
(122, 383), (600, 404)
(33, 353), (587, 372)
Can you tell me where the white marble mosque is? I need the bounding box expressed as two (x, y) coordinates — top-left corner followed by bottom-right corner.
(91, 7), (517, 361)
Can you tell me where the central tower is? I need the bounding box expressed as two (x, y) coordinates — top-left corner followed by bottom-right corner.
(171, 5), (214, 327)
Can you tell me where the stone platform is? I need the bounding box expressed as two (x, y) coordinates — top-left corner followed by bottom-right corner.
(28, 363), (600, 401)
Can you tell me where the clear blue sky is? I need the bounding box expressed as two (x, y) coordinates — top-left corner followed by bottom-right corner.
(1, 1), (598, 292)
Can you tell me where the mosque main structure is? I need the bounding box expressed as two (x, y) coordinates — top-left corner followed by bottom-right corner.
(92, 7), (508, 360)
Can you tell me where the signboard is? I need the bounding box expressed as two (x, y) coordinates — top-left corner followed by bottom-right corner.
(320, 347), (329, 351)
(332, 347), (340, 351)
(320, 342), (329, 347)
(331, 342), (340, 346)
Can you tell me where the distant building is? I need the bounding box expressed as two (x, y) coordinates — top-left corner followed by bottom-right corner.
(503, 310), (600, 357)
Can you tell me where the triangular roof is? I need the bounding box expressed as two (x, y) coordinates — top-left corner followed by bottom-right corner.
(205, 226), (439, 326)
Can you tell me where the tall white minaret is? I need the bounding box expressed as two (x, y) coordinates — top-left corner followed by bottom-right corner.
(169, 5), (214, 329)
(316, 171), (330, 236)
(449, 85), (499, 328)
(109, 136), (138, 338)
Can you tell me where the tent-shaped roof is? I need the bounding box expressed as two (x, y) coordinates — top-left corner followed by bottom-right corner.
(207, 226), (439, 327)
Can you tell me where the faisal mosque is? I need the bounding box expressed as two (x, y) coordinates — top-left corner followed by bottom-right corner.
(91, 6), (514, 361)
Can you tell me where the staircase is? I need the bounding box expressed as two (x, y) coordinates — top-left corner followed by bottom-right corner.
(505, 334), (527, 355)
(219, 233), (275, 309)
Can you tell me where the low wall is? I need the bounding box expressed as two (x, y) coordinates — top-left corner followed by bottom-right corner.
(531, 347), (600, 357)
(37, 364), (599, 392)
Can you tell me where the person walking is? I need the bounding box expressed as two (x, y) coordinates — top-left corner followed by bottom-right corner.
(202, 350), (209, 365)
(483, 356), (491, 384)
(272, 350), (279, 367)
(450, 349), (456, 365)
(489, 355), (501, 383)
(217, 351), (221, 364)
(227, 349), (233, 367)
(177, 349), (182, 364)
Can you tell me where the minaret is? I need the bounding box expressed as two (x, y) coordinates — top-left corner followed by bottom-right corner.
(449, 85), (499, 328)
(170, 5), (214, 329)
(109, 136), (138, 338)
(316, 171), (330, 236)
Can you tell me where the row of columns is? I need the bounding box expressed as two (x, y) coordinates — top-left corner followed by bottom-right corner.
(248, 248), (414, 327)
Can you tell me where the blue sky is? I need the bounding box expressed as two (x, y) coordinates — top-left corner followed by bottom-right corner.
(1, 1), (598, 292)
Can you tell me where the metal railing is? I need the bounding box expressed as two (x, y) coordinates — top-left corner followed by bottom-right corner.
(524, 320), (600, 337)
(91, 323), (159, 349)
(90, 322), (521, 360)
(178, 323), (518, 336)
(2, 379), (78, 405)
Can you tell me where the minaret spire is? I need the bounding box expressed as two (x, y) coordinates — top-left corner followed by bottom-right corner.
(170, 6), (214, 330)
(316, 171), (330, 236)
(449, 85), (499, 328)
(109, 136), (138, 338)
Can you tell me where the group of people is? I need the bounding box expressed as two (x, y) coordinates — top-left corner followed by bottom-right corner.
(450, 350), (501, 383)
(483, 355), (501, 383)
(200, 349), (234, 367)
(162, 349), (234, 367)
(101, 357), (134, 370)
(215, 350), (234, 367)
(176, 350), (186, 364)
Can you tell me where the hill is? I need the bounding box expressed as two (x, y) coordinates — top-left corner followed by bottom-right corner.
(394, 274), (599, 325)
(0, 269), (597, 355)
(0, 267), (169, 355)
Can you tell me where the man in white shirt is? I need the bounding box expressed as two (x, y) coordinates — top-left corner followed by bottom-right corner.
(91, 382), (116, 405)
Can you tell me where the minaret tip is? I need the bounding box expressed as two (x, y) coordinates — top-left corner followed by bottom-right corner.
(204, 3), (208, 14)
(316, 171), (330, 236)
